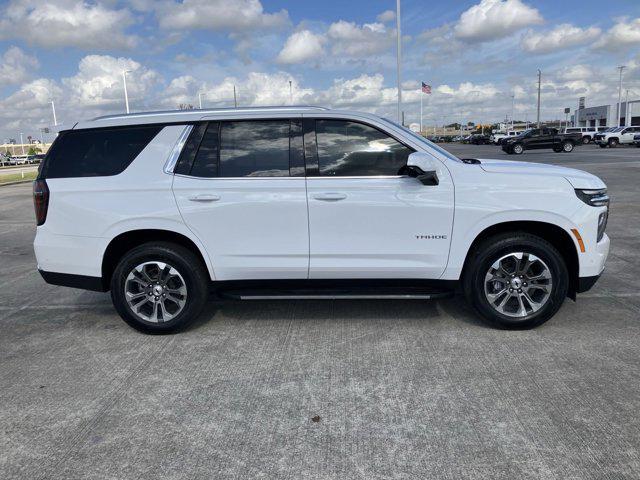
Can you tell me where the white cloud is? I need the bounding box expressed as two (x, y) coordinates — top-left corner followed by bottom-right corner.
(327, 21), (394, 57)
(277, 30), (325, 64)
(0, 0), (137, 50)
(0, 46), (39, 87)
(62, 55), (161, 108)
(521, 24), (601, 54)
(556, 65), (596, 82)
(593, 17), (640, 51)
(156, 0), (289, 32)
(454, 0), (543, 42)
(377, 10), (396, 23)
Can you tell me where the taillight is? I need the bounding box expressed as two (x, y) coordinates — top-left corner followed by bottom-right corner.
(33, 179), (49, 226)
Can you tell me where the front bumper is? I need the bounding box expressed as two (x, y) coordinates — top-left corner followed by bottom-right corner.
(577, 273), (602, 293)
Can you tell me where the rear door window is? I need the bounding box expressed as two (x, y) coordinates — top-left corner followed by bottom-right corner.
(41, 126), (162, 178)
(315, 120), (413, 176)
(187, 120), (292, 178)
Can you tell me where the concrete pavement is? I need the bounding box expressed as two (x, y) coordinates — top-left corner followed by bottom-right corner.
(1, 144), (639, 479)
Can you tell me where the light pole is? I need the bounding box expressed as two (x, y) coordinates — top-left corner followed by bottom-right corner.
(122, 70), (131, 114)
(510, 93), (515, 131)
(616, 66), (626, 127)
(624, 88), (629, 127)
(536, 69), (541, 128)
(20, 133), (25, 155)
(50, 99), (57, 126)
(395, 0), (402, 122)
(233, 84), (237, 107)
(198, 92), (205, 109)
(288, 80), (293, 105)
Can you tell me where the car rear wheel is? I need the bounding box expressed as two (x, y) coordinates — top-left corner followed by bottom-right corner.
(110, 242), (209, 334)
(463, 233), (568, 329)
(512, 144), (524, 154)
(562, 141), (574, 152)
(582, 136), (590, 144)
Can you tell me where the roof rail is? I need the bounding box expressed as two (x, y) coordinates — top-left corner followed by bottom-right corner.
(91, 105), (330, 121)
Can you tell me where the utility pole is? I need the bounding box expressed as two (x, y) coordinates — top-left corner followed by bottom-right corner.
(536, 69), (541, 128)
(50, 99), (57, 126)
(233, 85), (237, 107)
(289, 80), (293, 105)
(616, 66), (626, 127)
(20, 133), (24, 155)
(395, 0), (402, 122)
(122, 70), (131, 114)
(198, 92), (204, 109)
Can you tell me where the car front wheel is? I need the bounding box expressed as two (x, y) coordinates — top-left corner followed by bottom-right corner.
(608, 138), (619, 148)
(110, 242), (209, 334)
(512, 144), (524, 154)
(562, 141), (574, 152)
(463, 233), (568, 329)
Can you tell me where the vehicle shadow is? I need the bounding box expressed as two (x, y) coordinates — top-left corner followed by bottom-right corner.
(188, 295), (488, 332)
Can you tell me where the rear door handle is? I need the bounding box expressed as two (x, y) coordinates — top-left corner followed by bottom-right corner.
(312, 192), (347, 201)
(188, 194), (220, 202)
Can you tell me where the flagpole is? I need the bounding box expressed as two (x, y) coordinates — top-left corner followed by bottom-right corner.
(420, 90), (423, 135)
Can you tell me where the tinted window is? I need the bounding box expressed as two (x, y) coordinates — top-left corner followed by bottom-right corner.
(175, 123), (207, 175)
(189, 123), (219, 178)
(315, 120), (413, 176)
(220, 120), (290, 177)
(41, 126), (161, 178)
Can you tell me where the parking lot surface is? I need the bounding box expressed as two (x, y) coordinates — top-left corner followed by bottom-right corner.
(1, 143), (639, 479)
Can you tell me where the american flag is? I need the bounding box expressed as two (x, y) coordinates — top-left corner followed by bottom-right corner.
(421, 82), (431, 94)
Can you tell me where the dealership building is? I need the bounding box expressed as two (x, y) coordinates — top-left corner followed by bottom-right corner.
(573, 99), (640, 127)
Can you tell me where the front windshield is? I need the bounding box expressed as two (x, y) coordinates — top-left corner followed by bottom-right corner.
(379, 117), (462, 163)
(612, 127), (625, 132)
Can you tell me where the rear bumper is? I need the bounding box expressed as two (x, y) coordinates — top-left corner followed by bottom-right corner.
(39, 269), (107, 292)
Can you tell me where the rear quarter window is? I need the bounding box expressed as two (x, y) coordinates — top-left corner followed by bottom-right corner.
(40, 125), (162, 179)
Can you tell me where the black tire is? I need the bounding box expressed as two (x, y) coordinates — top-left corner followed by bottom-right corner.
(110, 242), (209, 334)
(562, 141), (574, 153)
(463, 233), (569, 329)
(608, 138), (619, 148)
(512, 143), (524, 154)
(599, 143), (607, 148)
(582, 136), (590, 144)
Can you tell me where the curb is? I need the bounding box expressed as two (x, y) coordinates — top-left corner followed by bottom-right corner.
(0, 180), (34, 187)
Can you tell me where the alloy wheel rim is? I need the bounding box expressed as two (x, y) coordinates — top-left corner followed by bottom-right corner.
(564, 143), (572, 151)
(514, 145), (523, 153)
(124, 261), (187, 323)
(483, 252), (553, 318)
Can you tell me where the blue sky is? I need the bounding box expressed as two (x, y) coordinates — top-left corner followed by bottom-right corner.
(1, 0), (639, 141)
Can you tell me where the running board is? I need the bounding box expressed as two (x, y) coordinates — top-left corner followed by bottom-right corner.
(216, 287), (454, 301)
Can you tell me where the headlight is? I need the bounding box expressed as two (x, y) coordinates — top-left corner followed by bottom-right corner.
(575, 189), (609, 242)
(575, 188), (609, 207)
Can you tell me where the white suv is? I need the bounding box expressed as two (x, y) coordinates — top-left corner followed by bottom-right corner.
(564, 126), (598, 144)
(33, 107), (610, 333)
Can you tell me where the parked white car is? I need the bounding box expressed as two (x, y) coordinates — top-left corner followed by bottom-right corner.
(564, 126), (601, 144)
(490, 131), (519, 145)
(594, 126), (640, 147)
(34, 106), (610, 333)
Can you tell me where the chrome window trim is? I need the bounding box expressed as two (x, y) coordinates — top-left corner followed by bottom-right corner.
(172, 173), (407, 180)
(163, 125), (193, 174)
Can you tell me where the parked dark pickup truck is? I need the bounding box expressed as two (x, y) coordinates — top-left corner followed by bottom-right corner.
(501, 128), (583, 154)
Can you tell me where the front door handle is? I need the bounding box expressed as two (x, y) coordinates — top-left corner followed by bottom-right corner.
(188, 194), (220, 202)
(312, 192), (347, 201)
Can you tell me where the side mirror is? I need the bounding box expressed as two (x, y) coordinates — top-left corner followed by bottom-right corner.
(405, 152), (439, 186)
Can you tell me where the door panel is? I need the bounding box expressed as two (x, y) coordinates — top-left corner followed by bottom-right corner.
(306, 174), (454, 278)
(173, 177), (309, 280)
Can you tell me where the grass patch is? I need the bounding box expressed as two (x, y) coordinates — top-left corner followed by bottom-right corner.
(0, 170), (37, 185)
